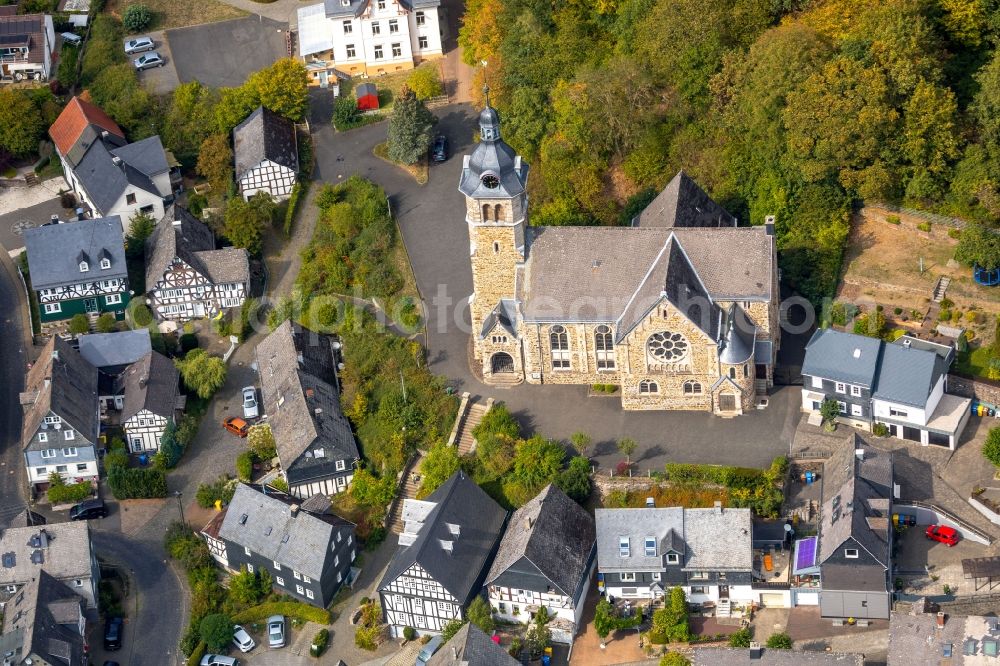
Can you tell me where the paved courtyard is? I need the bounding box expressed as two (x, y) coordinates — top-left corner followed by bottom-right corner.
(0, 193), (72, 254)
(166, 16), (288, 89)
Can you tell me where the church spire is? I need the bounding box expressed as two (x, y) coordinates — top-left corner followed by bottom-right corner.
(479, 84), (500, 142)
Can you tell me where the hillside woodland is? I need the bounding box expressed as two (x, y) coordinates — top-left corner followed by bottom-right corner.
(460, 0), (1000, 300)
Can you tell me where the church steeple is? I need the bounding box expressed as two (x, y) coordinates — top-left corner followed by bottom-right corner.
(458, 86), (528, 200)
(479, 85), (500, 142)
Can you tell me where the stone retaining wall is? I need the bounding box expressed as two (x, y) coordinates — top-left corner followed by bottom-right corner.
(947, 373), (1000, 405)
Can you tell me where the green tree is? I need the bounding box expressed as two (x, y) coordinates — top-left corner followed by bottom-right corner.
(228, 566), (264, 605)
(69, 314), (90, 336)
(196, 133), (234, 196)
(407, 65), (444, 99)
(983, 427), (1000, 467)
(467, 595), (495, 633)
(556, 456), (591, 504)
(524, 610), (552, 656)
(162, 81), (218, 165)
(199, 613), (233, 652)
(729, 627), (753, 648)
(594, 598), (616, 647)
(853, 310), (887, 338)
(652, 587), (690, 643)
(95, 313), (117, 333)
(247, 59), (309, 121)
(88, 64), (156, 139)
(155, 421), (184, 469)
(350, 467), (395, 512)
(441, 619), (465, 642)
(570, 431), (591, 457)
(122, 3), (152, 32)
(175, 349), (226, 399)
(819, 398), (840, 426)
(956, 224), (1000, 270)
(660, 654), (691, 666)
(503, 436), (565, 506)
(224, 191), (276, 254)
(332, 96), (361, 130)
(387, 86), (437, 165)
(766, 631), (793, 649)
(616, 437), (637, 465)
(418, 443), (461, 498)
(214, 85), (260, 134)
(247, 424), (277, 460)
(0, 89), (44, 157)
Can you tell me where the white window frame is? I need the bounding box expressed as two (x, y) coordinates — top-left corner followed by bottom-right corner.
(303, 575), (311, 584)
(62, 446), (77, 456)
(371, 21), (380, 35)
(619, 537), (630, 558)
(293, 571), (301, 580)
(76, 463), (87, 472)
(550, 325), (571, 369)
(100, 258), (111, 270)
(388, 18), (399, 33)
(620, 572), (636, 582)
(889, 407), (908, 418)
(35, 467), (46, 476)
(63, 430), (75, 441)
(835, 382), (846, 394)
(851, 404), (863, 417)
(342, 19), (352, 33)
(43, 303), (61, 314)
(845, 549), (859, 559)
(415, 10), (425, 24)
(275, 576), (284, 586)
(44, 416), (60, 424)
(296, 584), (304, 594)
(40, 448), (55, 458)
(837, 401), (847, 414)
(850, 385), (862, 397)
(373, 44), (383, 60)
(418, 35), (428, 49)
(666, 553), (680, 565)
(244, 546), (251, 556)
(391, 42), (402, 58)
(335, 459), (346, 472)
(438, 601), (451, 614)
(651, 573), (661, 581)
(644, 537), (656, 558)
(37, 433), (48, 443)
(273, 561), (281, 571)
(105, 294), (122, 305)
(346, 43), (357, 58)
(306, 589), (314, 599)
(247, 563), (254, 573)
(79, 261), (89, 273)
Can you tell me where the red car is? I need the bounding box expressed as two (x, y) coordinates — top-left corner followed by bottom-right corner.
(222, 416), (249, 438)
(926, 524), (960, 546)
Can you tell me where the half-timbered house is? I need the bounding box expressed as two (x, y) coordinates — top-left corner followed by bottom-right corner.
(378, 471), (507, 638)
(24, 216), (129, 324)
(201, 483), (356, 608)
(255, 321), (359, 498)
(120, 351), (181, 453)
(19, 338), (99, 493)
(233, 106), (298, 201)
(0, 569), (89, 666)
(145, 206), (250, 321)
(484, 485), (596, 643)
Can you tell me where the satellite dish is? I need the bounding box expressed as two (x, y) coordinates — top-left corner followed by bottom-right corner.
(784, 523), (793, 532)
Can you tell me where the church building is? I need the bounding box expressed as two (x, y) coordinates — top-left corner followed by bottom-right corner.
(460, 94), (781, 415)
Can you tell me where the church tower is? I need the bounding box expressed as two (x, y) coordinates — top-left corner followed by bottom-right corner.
(458, 89), (529, 381)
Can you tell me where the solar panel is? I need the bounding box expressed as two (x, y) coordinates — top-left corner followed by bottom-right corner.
(795, 537), (818, 570)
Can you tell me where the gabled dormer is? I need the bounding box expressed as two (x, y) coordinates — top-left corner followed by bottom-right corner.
(77, 251), (89, 273)
(99, 248), (112, 270)
(661, 528), (685, 566)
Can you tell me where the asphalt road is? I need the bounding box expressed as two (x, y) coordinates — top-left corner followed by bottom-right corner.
(0, 252), (28, 515)
(166, 17), (288, 89)
(0, 197), (71, 253)
(312, 104), (802, 469)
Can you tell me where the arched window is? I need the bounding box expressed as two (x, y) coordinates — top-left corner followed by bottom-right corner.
(494, 204), (504, 221)
(493, 241), (500, 254)
(594, 325), (615, 370)
(482, 204), (491, 221)
(639, 380), (659, 394)
(729, 367), (736, 379)
(550, 325), (570, 369)
(683, 381), (702, 395)
(743, 364), (749, 378)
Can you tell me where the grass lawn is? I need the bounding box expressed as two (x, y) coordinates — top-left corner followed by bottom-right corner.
(373, 141), (428, 185)
(956, 344), (993, 379)
(106, 0), (246, 31)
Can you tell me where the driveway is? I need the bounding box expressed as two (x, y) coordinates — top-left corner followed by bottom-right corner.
(166, 16), (288, 89)
(135, 30), (180, 95)
(0, 196), (73, 254)
(310, 103), (799, 469)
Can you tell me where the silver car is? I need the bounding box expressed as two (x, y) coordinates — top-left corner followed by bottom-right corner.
(133, 52), (164, 70)
(241, 387), (259, 419)
(123, 36), (154, 54)
(232, 624), (255, 653)
(267, 615), (285, 648)
(199, 656), (238, 666)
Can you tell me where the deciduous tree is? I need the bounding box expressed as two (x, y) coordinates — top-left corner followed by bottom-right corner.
(224, 191), (276, 254)
(196, 133), (233, 196)
(0, 89), (44, 157)
(418, 443), (460, 497)
(175, 349), (226, 399)
(247, 59), (309, 121)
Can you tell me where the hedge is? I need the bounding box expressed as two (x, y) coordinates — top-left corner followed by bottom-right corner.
(108, 467), (168, 499)
(231, 601), (331, 625)
(185, 640), (207, 666)
(283, 180), (309, 235)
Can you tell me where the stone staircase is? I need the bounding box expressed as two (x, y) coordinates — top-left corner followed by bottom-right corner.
(489, 374), (522, 389)
(716, 599), (732, 618)
(387, 455), (423, 535)
(932, 276), (951, 302)
(23, 172), (39, 187)
(455, 400), (490, 457)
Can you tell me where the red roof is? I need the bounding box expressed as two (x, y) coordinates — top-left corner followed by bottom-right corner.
(48, 96), (124, 157)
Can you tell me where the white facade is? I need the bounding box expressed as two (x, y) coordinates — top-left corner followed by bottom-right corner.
(684, 584), (755, 605)
(123, 408), (169, 453)
(239, 159), (297, 201)
(148, 258), (247, 321)
(297, 0), (443, 78)
(381, 563), (461, 638)
(288, 470), (354, 499)
(489, 583), (585, 630)
(0, 14), (54, 81)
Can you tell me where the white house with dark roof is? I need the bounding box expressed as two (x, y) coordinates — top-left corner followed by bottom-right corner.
(0, 570), (88, 666)
(802, 328), (971, 449)
(255, 321), (359, 497)
(484, 485), (595, 643)
(203, 483), (356, 607)
(461, 97), (780, 414)
(0, 12), (55, 82)
(296, 0), (443, 83)
(379, 471), (507, 638)
(23, 216), (129, 324)
(145, 206), (249, 321)
(817, 435), (893, 620)
(19, 337), (99, 493)
(595, 503), (754, 610)
(119, 351), (181, 453)
(0, 521), (100, 610)
(233, 106), (298, 201)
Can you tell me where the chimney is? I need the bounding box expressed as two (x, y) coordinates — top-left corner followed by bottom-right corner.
(855, 448), (865, 461)
(100, 130), (109, 139)
(171, 209), (183, 227)
(49, 214), (59, 224)
(937, 611), (946, 628)
(902, 338), (912, 349)
(290, 505), (300, 517)
(764, 215), (775, 236)
(139, 377), (147, 389)
(853, 348), (862, 359)
(714, 500), (722, 514)
(749, 642), (763, 659)
(112, 156), (122, 167)
(52, 350), (59, 362)
(646, 497), (655, 508)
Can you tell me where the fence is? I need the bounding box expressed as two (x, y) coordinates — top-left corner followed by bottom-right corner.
(865, 202), (969, 230)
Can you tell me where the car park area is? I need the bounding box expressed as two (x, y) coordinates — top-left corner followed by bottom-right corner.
(163, 17), (287, 90)
(895, 523), (992, 595)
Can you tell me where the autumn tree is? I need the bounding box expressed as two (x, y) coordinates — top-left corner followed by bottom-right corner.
(162, 81), (218, 165)
(224, 191), (276, 254)
(0, 89), (45, 157)
(417, 443), (460, 497)
(406, 65), (444, 100)
(246, 58), (309, 121)
(387, 86), (437, 165)
(196, 134), (233, 195)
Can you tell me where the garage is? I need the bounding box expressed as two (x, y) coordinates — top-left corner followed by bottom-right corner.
(760, 592), (789, 608)
(795, 592), (819, 606)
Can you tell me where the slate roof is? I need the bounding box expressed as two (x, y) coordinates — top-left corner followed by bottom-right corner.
(682, 506), (753, 572)
(110, 135), (169, 178)
(458, 105), (529, 199)
(485, 485), (595, 598)
(801, 328), (882, 387)
(480, 299), (517, 339)
(819, 435), (892, 588)
(77, 329), (151, 370)
(670, 227), (773, 300)
(73, 139), (159, 215)
(888, 603), (995, 666)
(379, 472), (507, 604)
(120, 351), (179, 421)
(595, 507), (684, 571)
(21, 337), (99, 450)
(0, 522), (94, 584)
(427, 623), (518, 666)
(0, 570), (86, 666)
(233, 106), (298, 182)
(322, 0), (368, 18)
(872, 342), (947, 408)
(692, 647), (864, 665)
(24, 217), (126, 290)
(217, 483), (354, 580)
(4, 510), (46, 529)
(145, 206), (249, 290)
(254, 322), (359, 484)
(633, 171), (737, 228)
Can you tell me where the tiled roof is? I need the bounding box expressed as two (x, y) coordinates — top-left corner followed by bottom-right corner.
(145, 207), (249, 291)
(77, 329), (151, 369)
(634, 171), (737, 228)
(233, 106), (298, 181)
(873, 342), (947, 408)
(110, 135), (169, 178)
(24, 217), (126, 290)
(427, 623), (518, 666)
(120, 351), (179, 421)
(682, 506), (753, 572)
(48, 96), (123, 160)
(21, 337), (99, 450)
(485, 485), (595, 599)
(0, 570), (86, 666)
(801, 328), (882, 388)
(595, 507), (684, 571)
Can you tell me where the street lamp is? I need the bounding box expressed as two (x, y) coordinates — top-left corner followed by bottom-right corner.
(175, 490), (185, 525)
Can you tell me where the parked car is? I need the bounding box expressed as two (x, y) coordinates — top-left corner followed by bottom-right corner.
(200, 657), (239, 666)
(232, 625), (255, 653)
(61, 32), (82, 46)
(431, 135), (448, 163)
(104, 617), (123, 651)
(223, 416), (249, 438)
(123, 36), (154, 54)
(69, 498), (107, 521)
(417, 634), (443, 664)
(926, 524), (960, 546)
(133, 52), (164, 70)
(267, 615), (286, 648)
(242, 387), (259, 420)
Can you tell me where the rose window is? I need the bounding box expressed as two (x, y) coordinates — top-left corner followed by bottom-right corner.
(647, 331), (689, 362)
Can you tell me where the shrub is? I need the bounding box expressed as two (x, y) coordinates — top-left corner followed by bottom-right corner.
(271, 476), (289, 493)
(853, 311), (886, 338)
(729, 627), (752, 648)
(122, 3), (152, 32)
(872, 422), (889, 437)
(108, 467), (167, 499)
(939, 309), (952, 321)
(236, 451), (254, 482)
(984, 428), (1000, 467)
(660, 654), (691, 666)
(230, 600), (331, 624)
(185, 640), (207, 666)
(917, 221), (931, 232)
(819, 398), (840, 425)
(199, 613), (232, 652)
(940, 297), (954, 309)
(196, 475), (236, 508)
(58, 45), (79, 89)
(893, 307), (903, 315)
(96, 312), (118, 332)
(949, 228), (962, 239)
(333, 95), (362, 130)
(69, 313), (89, 335)
(311, 627), (330, 657)
(886, 214), (901, 225)
(403, 626), (417, 641)
(766, 632), (792, 649)
(47, 473), (92, 504)
(283, 180), (308, 235)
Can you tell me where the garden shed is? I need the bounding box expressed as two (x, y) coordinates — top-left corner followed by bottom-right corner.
(356, 83), (379, 111)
